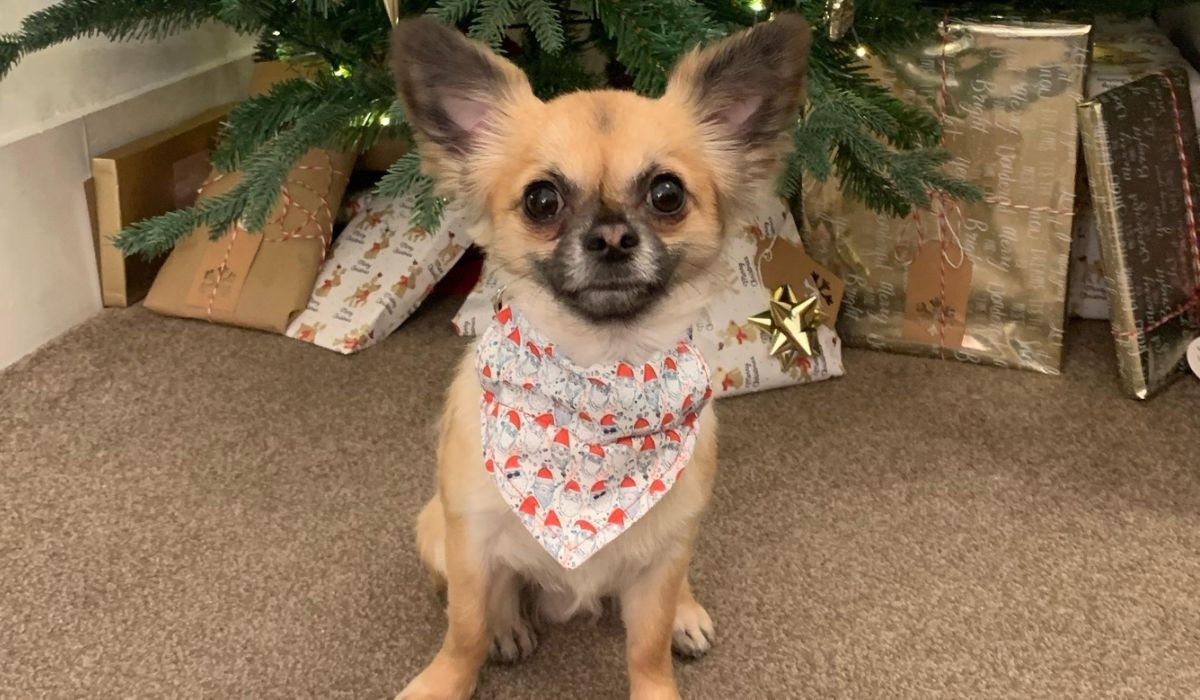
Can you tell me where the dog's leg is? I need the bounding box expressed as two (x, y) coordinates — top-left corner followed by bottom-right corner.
(671, 575), (714, 659)
(487, 565), (538, 663)
(416, 495), (447, 590)
(621, 555), (688, 700)
(397, 516), (489, 700)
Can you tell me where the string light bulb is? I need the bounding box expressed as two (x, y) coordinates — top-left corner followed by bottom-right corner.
(854, 45), (868, 59)
(379, 114), (392, 126)
(748, 0), (765, 11)
(333, 64), (352, 78)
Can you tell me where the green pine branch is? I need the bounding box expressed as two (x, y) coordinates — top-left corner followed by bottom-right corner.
(522, 0), (565, 54)
(428, 0), (481, 24)
(468, 0), (519, 49)
(593, 0), (718, 96)
(0, 0), (222, 78)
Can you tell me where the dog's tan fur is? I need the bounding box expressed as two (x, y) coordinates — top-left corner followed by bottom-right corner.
(391, 15), (811, 700)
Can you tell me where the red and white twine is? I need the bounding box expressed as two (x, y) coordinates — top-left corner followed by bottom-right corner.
(202, 152), (344, 321)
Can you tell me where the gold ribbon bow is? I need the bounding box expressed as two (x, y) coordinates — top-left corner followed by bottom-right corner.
(748, 285), (824, 370)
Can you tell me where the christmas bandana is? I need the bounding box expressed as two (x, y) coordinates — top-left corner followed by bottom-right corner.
(476, 307), (712, 569)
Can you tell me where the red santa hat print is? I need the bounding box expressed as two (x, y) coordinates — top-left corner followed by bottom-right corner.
(575, 520), (597, 534)
(507, 410), (521, 429)
(643, 364), (658, 381)
(553, 429), (570, 447)
(545, 510), (561, 528)
(608, 508), (626, 527)
(535, 413), (555, 429)
(519, 496), (538, 515)
(616, 362), (635, 379)
(496, 307), (512, 324)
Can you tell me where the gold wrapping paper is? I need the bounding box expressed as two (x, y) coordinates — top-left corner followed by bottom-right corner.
(802, 22), (1090, 373)
(1078, 67), (1200, 399)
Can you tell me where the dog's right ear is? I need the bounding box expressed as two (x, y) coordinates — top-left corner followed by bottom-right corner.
(391, 18), (534, 181)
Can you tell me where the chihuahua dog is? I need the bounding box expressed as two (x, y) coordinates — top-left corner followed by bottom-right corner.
(391, 13), (811, 700)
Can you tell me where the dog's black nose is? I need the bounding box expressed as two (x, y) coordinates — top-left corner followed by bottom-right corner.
(582, 223), (639, 258)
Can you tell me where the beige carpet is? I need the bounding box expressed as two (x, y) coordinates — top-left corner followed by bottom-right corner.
(2, 298), (1199, 699)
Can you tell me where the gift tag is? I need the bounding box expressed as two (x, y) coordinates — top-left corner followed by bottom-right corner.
(902, 240), (973, 349)
(185, 228), (264, 313)
(1188, 337), (1200, 379)
(757, 237), (845, 326)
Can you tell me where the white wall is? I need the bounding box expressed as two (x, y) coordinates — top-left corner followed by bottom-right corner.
(0, 0), (256, 368)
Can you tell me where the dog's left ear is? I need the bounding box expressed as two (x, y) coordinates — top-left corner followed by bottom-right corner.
(665, 14), (812, 180)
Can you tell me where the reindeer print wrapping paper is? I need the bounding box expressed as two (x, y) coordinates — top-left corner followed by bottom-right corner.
(477, 306), (712, 569)
(452, 195), (846, 397)
(803, 21), (1091, 374)
(287, 195), (468, 353)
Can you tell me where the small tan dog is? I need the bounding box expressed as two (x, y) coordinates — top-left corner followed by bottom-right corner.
(392, 14), (811, 700)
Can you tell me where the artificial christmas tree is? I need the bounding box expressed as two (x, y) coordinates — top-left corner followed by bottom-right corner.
(2, 0), (1183, 260)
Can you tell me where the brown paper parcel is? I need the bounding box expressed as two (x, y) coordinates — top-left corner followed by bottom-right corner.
(802, 21), (1090, 373)
(144, 148), (354, 332)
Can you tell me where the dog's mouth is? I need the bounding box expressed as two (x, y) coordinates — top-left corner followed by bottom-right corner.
(532, 252), (679, 323)
(556, 281), (667, 321)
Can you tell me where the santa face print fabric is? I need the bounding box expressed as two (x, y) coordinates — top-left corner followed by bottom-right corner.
(476, 306), (712, 569)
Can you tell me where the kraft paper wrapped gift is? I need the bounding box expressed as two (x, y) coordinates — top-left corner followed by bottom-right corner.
(90, 105), (229, 307)
(144, 148), (355, 332)
(452, 196), (846, 397)
(803, 21), (1090, 374)
(1078, 68), (1200, 399)
(286, 195), (469, 353)
(1069, 18), (1200, 320)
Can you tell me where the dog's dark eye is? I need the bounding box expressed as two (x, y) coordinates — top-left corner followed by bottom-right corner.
(523, 181), (562, 222)
(647, 174), (686, 215)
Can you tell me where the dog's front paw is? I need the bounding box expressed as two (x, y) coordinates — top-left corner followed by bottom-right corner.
(671, 598), (714, 659)
(488, 613), (538, 663)
(395, 663), (476, 700)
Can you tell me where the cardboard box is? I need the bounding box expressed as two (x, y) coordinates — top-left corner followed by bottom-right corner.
(90, 105), (229, 306)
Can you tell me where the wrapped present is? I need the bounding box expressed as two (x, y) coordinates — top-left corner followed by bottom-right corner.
(1078, 68), (1200, 399)
(90, 105), (229, 307)
(286, 195), (469, 353)
(144, 148), (355, 332)
(452, 195), (846, 397)
(802, 21), (1090, 374)
(1069, 18), (1200, 320)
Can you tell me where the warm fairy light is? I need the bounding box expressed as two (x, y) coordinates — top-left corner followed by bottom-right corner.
(271, 30), (280, 36)
(333, 64), (352, 78)
(854, 45), (868, 58)
(379, 114), (392, 126)
(748, 0), (765, 11)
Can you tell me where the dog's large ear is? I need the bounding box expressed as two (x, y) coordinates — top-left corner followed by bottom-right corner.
(665, 14), (812, 182)
(391, 17), (534, 184)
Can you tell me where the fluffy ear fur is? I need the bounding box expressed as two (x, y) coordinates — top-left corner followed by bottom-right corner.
(665, 14), (812, 190)
(390, 17), (535, 191)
